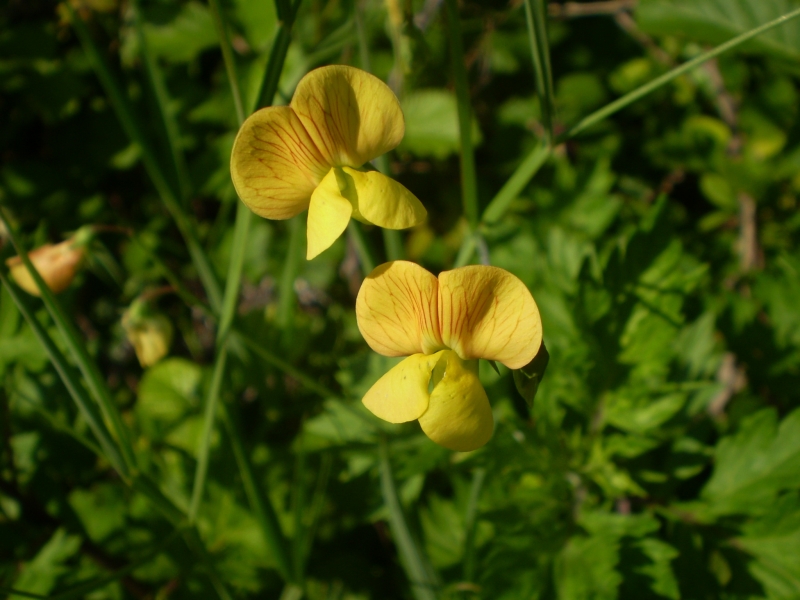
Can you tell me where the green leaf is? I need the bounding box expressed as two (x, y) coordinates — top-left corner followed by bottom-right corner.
(13, 529), (81, 596)
(143, 3), (218, 63)
(637, 0), (800, 62)
(736, 494), (800, 598)
(700, 408), (800, 517)
(399, 89), (482, 160)
(513, 341), (550, 409)
(136, 357), (202, 437)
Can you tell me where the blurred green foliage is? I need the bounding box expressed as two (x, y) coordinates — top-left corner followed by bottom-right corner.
(2, 0), (800, 598)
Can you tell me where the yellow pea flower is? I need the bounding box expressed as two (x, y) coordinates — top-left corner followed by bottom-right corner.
(356, 261), (543, 452)
(230, 65), (426, 260)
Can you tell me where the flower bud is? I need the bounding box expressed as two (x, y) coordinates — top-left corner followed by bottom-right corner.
(6, 238), (87, 296)
(121, 301), (173, 368)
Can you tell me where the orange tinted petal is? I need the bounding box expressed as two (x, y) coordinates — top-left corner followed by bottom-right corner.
(438, 266), (542, 370)
(356, 261), (444, 357)
(7, 241), (85, 296)
(290, 65), (404, 168)
(231, 106), (329, 220)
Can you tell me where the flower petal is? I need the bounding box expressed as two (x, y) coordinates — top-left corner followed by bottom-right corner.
(339, 167), (426, 230)
(306, 168), (353, 259)
(356, 261), (444, 357)
(231, 106), (329, 220)
(362, 352), (443, 423)
(418, 350), (493, 451)
(290, 65), (404, 168)
(438, 266), (542, 370)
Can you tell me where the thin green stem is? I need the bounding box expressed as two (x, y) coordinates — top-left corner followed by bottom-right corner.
(133, 0), (192, 201)
(189, 345), (228, 523)
(0, 209), (136, 473)
(462, 468), (486, 582)
(445, 0), (479, 228)
(221, 403), (295, 582)
(563, 6), (800, 140)
(379, 438), (438, 600)
(482, 142), (549, 224)
(278, 216), (304, 329)
(208, 0), (245, 124)
(217, 207), (251, 345)
(523, 0), (555, 142)
(347, 221), (376, 275)
(291, 434), (308, 580)
(453, 232), (477, 268)
(257, 0), (302, 109)
(66, 5), (222, 312)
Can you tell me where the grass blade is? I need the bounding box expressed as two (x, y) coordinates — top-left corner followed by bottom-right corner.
(208, 0), (245, 124)
(132, 0), (192, 201)
(0, 208), (136, 473)
(0, 272), (126, 477)
(66, 5), (222, 312)
(221, 403), (295, 581)
(278, 216), (304, 330)
(445, 0), (479, 228)
(257, 0), (302, 109)
(462, 468), (486, 582)
(347, 221), (376, 275)
(523, 0), (555, 142)
(563, 6), (800, 139)
(482, 142), (549, 224)
(379, 438), (438, 600)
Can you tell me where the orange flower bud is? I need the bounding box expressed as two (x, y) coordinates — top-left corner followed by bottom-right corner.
(6, 239), (86, 296)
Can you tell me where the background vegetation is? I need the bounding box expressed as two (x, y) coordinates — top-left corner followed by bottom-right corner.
(2, 0), (800, 598)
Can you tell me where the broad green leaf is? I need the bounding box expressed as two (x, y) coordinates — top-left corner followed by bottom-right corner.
(700, 408), (800, 517)
(136, 357), (202, 437)
(736, 494), (800, 599)
(143, 3), (218, 63)
(68, 484), (127, 542)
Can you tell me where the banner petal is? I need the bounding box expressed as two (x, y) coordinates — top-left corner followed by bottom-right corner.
(418, 351), (493, 452)
(438, 266), (543, 370)
(231, 106), (329, 220)
(356, 261), (444, 357)
(291, 65), (404, 168)
(306, 169), (353, 259)
(362, 352), (443, 423)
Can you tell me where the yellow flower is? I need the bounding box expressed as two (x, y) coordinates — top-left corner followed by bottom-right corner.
(356, 261), (543, 451)
(231, 65), (426, 260)
(6, 238), (86, 296)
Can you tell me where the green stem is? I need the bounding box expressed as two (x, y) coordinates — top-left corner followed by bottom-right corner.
(188, 345), (228, 523)
(278, 216), (304, 329)
(444, 0), (479, 228)
(462, 468), (486, 582)
(133, 0), (192, 201)
(482, 142), (549, 224)
(221, 403), (295, 582)
(208, 0), (245, 124)
(563, 6), (800, 140)
(257, 0), (302, 109)
(347, 221), (376, 275)
(523, 0), (554, 142)
(379, 438), (438, 600)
